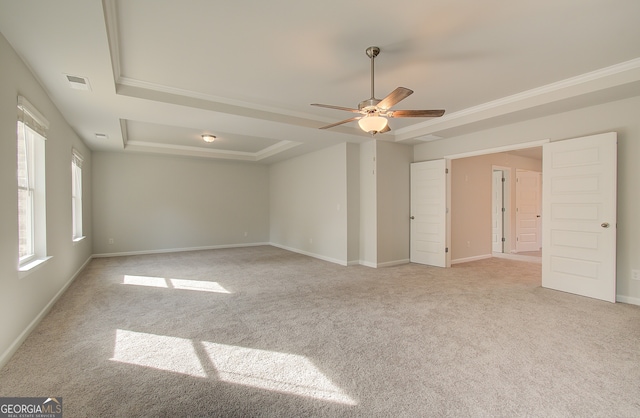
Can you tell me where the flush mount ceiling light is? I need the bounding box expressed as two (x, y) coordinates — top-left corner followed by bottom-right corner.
(202, 134), (216, 143)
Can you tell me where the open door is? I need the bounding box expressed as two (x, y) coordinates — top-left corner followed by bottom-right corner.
(542, 132), (617, 302)
(410, 159), (449, 267)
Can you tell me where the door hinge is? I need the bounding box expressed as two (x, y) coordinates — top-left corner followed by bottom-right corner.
(502, 177), (506, 182)
(445, 168), (449, 174)
(445, 247), (449, 253)
(502, 237), (506, 242)
(502, 207), (506, 212)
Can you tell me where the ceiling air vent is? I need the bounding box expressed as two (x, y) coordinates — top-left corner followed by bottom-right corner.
(65, 74), (91, 91)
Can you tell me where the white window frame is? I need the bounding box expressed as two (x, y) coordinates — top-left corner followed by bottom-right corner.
(17, 96), (50, 275)
(72, 149), (84, 241)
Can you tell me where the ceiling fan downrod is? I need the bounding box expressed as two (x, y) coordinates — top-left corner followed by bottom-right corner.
(360, 46), (381, 111)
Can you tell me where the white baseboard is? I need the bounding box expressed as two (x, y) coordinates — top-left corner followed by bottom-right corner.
(377, 259), (410, 268)
(0, 255), (93, 369)
(451, 254), (493, 265)
(92, 242), (270, 258)
(616, 295), (640, 306)
(493, 252), (542, 264)
(269, 243), (348, 266)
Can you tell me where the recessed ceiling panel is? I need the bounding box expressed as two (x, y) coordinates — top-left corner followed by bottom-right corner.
(125, 120), (280, 153)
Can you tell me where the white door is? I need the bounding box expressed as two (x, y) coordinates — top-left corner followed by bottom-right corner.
(492, 170), (504, 253)
(542, 132), (617, 302)
(410, 160), (448, 267)
(516, 169), (541, 252)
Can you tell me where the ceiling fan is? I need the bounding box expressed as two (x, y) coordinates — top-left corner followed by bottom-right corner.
(312, 46), (445, 134)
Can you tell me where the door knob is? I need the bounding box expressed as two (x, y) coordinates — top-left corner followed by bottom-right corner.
(601, 222), (610, 228)
(410, 216), (415, 220)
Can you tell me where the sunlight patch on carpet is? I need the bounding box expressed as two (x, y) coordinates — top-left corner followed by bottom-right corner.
(110, 329), (355, 405)
(200, 341), (357, 405)
(110, 329), (207, 378)
(123, 275), (231, 293)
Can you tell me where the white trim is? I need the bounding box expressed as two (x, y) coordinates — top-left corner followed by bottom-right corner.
(451, 254), (492, 265)
(396, 57), (640, 139)
(117, 76), (328, 124)
(377, 259), (410, 268)
(17, 96), (49, 130)
(492, 252), (542, 264)
(444, 139), (549, 160)
(0, 256), (92, 369)
(18, 256), (53, 280)
(616, 295), (640, 306)
(125, 139), (300, 162)
(92, 242), (270, 258)
(269, 243), (348, 266)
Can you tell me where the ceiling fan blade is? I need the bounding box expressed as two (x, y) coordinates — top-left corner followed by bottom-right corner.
(311, 103), (361, 113)
(389, 109), (445, 118)
(319, 116), (361, 129)
(377, 87), (413, 110)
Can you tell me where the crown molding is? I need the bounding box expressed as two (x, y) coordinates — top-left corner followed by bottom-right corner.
(395, 57), (640, 141)
(124, 139), (300, 162)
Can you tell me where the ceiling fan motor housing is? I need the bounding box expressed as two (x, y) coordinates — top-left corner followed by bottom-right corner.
(358, 98), (381, 112)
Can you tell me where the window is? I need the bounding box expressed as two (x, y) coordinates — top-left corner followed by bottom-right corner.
(17, 96), (48, 271)
(72, 150), (84, 240)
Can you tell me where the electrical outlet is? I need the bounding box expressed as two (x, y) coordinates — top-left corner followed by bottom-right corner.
(108, 238), (114, 245)
(632, 269), (640, 281)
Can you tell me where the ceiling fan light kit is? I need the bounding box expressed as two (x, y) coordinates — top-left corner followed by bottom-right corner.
(358, 113), (388, 134)
(202, 134), (216, 143)
(312, 46), (445, 135)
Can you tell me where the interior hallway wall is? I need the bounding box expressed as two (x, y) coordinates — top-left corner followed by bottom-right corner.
(450, 152), (542, 262)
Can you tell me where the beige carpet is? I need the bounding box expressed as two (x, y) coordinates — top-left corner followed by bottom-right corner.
(1, 246), (639, 417)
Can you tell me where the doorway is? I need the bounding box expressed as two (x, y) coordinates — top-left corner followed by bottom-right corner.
(446, 142), (544, 265)
(412, 134), (617, 302)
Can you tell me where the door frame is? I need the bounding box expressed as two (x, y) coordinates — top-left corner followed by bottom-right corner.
(445, 139), (549, 262)
(515, 168), (542, 253)
(491, 166), (512, 254)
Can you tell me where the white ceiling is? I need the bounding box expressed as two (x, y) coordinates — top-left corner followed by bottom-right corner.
(1, 0), (640, 164)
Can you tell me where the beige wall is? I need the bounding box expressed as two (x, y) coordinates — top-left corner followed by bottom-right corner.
(92, 152), (270, 255)
(451, 152), (542, 262)
(376, 141), (413, 266)
(0, 33), (93, 366)
(270, 143), (349, 264)
(415, 95), (640, 304)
